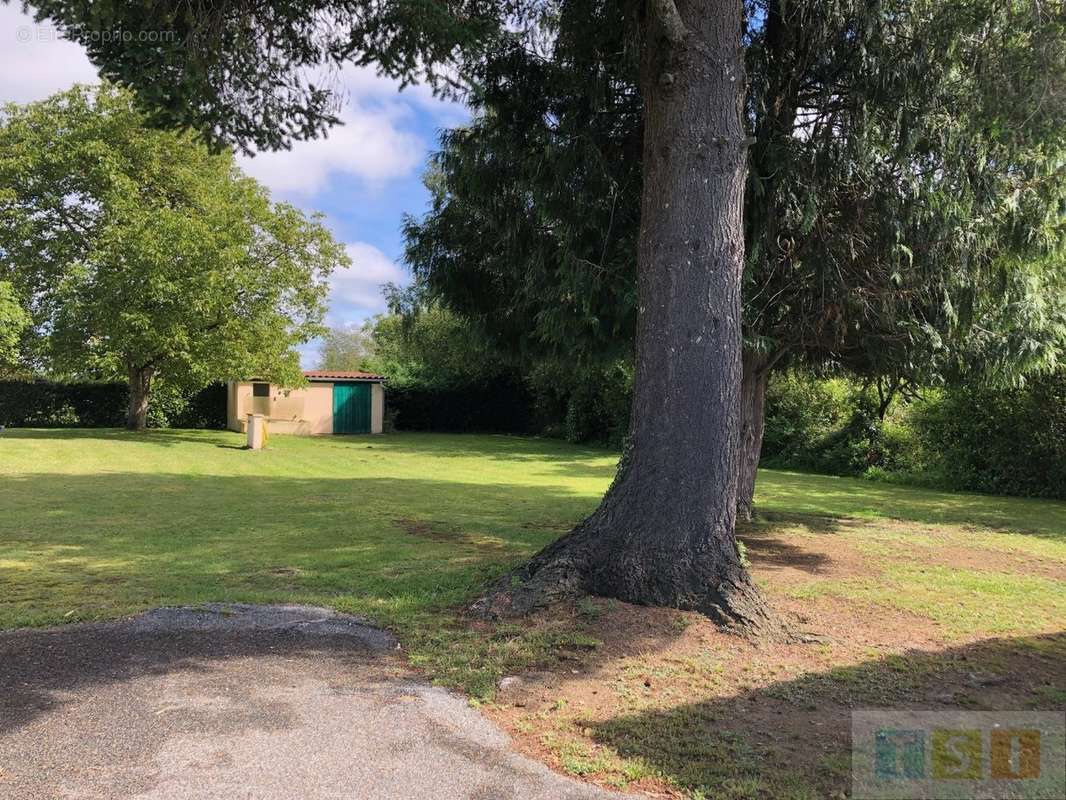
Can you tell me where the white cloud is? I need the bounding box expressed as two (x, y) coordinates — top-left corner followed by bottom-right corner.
(0, 7), (463, 201)
(238, 62), (465, 197)
(338, 63), (467, 124)
(238, 100), (425, 197)
(326, 242), (406, 324)
(0, 7), (98, 103)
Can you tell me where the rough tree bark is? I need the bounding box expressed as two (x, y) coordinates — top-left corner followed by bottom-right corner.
(736, 349), (769, 522)
(126, 364), (154, 431)
(473, 0), (783, 636)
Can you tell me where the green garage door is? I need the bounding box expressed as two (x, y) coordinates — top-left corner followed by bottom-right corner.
(332, 382), (371, 434)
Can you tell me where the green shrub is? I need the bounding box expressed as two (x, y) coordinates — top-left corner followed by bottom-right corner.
(530, 360), (632, 448)
(762, 369), (1066, 499)
(146, 382), (227, 429)
(762, 373), (862, 470)
(0, 380), (127, 427)
(762, 374), (850, 462)
(909, 375), (1065, 499)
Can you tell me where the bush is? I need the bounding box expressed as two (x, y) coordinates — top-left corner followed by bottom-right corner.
(0, 380), (128, 427)
(762, 373), (861, 470)
(529, 360), (632, 448)
(147, 382), (227, 429)
(873, 418), (927, 477)
(909, 375), (1066, 499)
(0, 379), (227, 430)
(762, 369), (1066, 499)
(386, 375), (535, 433)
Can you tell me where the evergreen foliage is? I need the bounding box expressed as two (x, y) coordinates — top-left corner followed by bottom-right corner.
(0, 380), (128, 428)
(0, 379), (235, 431)
(404, 0), (1066, 382)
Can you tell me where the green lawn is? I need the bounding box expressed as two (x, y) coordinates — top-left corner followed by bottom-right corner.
(1, 429), (623, 688)
(2, 429), (1063, 656)
(2, 428), (1063, 634)
(0, 431), (582, 617)
(2, 428), (1064, 798)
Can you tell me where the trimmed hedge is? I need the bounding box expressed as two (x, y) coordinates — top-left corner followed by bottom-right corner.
(387, 376), (535, 433)
(0, 380), (227, 430)
(528, 361), (633, 449)
(0, 380), (128, 427)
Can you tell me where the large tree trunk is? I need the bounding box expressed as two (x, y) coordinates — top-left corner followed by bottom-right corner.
(474, 0), (783, 636)
(126, 365), (153, 431)
(737, 350), (769, 522)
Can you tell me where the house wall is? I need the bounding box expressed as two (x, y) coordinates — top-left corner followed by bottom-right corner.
(226, 382), (240, 431)
(271, 382), (334, 435)
(227, 381), (253, 432)
(226, 380), (385, 435)
(371, 383), (385, 434)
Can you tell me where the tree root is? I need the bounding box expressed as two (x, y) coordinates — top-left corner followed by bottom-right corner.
(469, 528), (593, 618)
(469, 527), (795, 643)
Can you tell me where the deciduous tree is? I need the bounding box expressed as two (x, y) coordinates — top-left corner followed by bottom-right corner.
(317, 325), (372, 373)
(0, 85), (347, 429)
(0, 282), (29, 374)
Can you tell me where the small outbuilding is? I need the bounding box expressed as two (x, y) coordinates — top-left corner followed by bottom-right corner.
(226, 370), (386, 435)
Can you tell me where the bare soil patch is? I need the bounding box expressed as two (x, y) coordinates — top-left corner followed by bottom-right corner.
(480, 513), (1066, 798)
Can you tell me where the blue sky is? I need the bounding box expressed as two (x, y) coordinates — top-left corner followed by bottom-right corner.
(1, 5), (467, 365)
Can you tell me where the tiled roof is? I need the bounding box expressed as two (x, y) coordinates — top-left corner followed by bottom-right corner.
(303, 370), (386, 381)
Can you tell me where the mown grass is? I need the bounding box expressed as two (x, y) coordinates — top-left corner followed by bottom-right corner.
(788, 564), (1066, 637)
(2, 429), (1063, 684)
(2, 428), (1064, 798)
(0, 429), (618, 691)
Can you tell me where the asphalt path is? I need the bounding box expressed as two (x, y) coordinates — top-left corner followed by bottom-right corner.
(0, 604), (623, 799)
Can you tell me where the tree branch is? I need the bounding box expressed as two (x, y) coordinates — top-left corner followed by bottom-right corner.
(51, 203), (94, 252)
(648, 0), (689, 45)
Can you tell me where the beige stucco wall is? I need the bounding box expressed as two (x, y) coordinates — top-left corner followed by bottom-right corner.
(227, 380), (384, 435)
(371, 383), (384, 434)
(226, 382), (240, 431)
(227, 381), (253, 432)
(227, 381), (332, 435)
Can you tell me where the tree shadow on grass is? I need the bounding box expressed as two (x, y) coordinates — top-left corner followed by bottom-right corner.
(6, 429), (1061, 539)
(758, 469), (1066, 540)
(0, 472), (602, 616)
(730, 512), (843, 576)
(346, 431), (618, 462)
(581, 633), (1066, 797)
(741, 534), (833, 574)
(755, 510), (842, 535)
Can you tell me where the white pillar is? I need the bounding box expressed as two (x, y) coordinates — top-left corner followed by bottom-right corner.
(246, 413), (267, 449)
